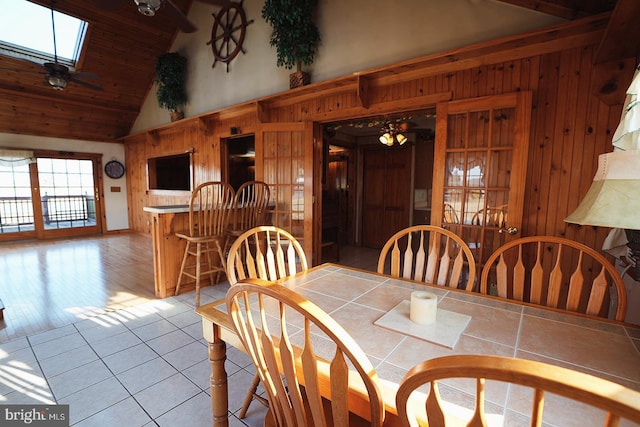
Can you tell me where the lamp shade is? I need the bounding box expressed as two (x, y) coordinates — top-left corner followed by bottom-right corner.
(564, 150), (640, 230)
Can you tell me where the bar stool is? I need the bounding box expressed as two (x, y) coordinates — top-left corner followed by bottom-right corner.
(175, 181), (234, 307)
(223, 180), (271, 255)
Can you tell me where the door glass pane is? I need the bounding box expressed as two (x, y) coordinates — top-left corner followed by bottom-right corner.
(0, 162), (34, 233)
(38, 158), (96, 230)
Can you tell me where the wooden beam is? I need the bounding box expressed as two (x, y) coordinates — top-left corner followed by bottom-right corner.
(495, 0), (613, 20)
(357, 75), (370, 109)
(591, 57), (637, 105)
(594, 0), (640, 64)
(146, 130), (160, 146)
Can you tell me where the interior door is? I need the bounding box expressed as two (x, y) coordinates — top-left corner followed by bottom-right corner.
(431, 92), (532, 269)
(256, 122), (314, 264)
(361, 146), (411, 248)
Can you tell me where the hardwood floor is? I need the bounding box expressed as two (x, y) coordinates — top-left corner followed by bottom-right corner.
(0, 233), (157, 342)
(0, 233), (381, 343)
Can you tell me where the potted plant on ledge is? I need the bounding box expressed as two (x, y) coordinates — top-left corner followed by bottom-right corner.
(261, 0), (320, 89)
(155, 52), (188, 121)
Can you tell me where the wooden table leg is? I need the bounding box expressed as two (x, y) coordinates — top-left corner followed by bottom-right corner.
(209, 335), (228, 427)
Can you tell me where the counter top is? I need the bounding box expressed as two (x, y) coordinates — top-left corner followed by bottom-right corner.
(143, 205), (189, 214)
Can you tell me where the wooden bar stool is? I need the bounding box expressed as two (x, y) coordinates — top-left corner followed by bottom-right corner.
(223, 180), (271, 255)
(175, 181), (234, 307)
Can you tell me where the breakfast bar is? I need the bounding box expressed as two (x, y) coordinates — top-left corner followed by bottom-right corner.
(143, 204), (190, 298)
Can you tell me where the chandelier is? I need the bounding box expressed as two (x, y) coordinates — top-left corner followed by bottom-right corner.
(379, 122), (408, 146)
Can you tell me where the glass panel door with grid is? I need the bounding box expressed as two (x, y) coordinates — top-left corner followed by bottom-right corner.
(432, 92), (531, 270)
(0, 154), (102, 242)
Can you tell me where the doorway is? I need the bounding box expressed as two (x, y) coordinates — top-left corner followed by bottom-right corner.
(0, 151), (103, 242)
(223, 134), (255, 191)
(323, 111), (437, 252)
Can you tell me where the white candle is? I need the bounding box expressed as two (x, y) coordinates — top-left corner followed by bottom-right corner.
(410, 291), (437, 325)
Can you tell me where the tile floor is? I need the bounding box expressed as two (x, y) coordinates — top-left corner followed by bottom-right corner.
(0, 282), (269, 427)
(0, 243), (380, 426)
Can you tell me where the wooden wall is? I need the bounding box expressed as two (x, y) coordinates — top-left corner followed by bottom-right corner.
(122, 14), (635, 257)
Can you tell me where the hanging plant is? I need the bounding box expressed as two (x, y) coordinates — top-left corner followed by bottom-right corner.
(155, 52), (188, 119)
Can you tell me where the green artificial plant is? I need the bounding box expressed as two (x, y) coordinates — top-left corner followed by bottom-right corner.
(261, 0), (321, 72)
(155, 52), (188, 113)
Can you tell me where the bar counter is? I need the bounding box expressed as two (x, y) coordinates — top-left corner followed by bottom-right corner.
(143, 204), (190, 298)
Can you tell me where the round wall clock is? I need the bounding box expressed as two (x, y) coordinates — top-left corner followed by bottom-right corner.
(105, 159), (125, 179)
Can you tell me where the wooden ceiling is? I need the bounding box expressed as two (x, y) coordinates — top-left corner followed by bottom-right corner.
(0, 0), (636, 143)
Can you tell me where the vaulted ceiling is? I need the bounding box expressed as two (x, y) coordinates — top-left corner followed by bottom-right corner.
(0, 0), (636, 143)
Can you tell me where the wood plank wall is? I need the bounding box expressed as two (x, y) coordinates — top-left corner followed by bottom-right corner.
(123, 15), (633, 258)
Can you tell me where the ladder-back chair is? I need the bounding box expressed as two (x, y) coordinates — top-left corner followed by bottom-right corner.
(226, 225), (308, 419)
(224, 180), (271, 253)
(479, 235), (627, 321)
(377, 225), (477, 291)
(226, 279), (385, 426)
(175, 181), (234, 307)
(396, 354), (640, 427)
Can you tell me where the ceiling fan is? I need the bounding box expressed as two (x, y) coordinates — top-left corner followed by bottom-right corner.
(0, 2), (103, 92)
(97, 0), (231, 33)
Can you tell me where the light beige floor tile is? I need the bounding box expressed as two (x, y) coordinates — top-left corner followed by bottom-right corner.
(73, 396), (151, 427)
(38, 344), (99, 377)
(27, 324), (78, 346)
(146, 329), (195, 355)
(131, 319), (178, 342)
(31, 333), (86, 360)
(90, 330), (143, 358)
(133, 373), (200, 418)
(116, 357), (177, 394)
(48, 359), (112, 399)
(78, 322), (129, 344)
(59, 377), (129, 425)
(155, 391), (212, 427)
(101, 343), (158, 374)
(162, 341), (207, 371)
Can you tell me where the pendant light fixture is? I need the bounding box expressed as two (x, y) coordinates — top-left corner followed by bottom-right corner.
(379, 122), (408, 146)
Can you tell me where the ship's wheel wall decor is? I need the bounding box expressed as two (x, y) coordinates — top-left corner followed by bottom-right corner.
(207, 0), (254, 72)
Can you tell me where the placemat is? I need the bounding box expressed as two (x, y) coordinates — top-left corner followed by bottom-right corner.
(374, 300), (471, 349)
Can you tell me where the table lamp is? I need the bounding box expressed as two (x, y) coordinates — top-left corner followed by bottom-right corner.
(564, 149), (640, 278)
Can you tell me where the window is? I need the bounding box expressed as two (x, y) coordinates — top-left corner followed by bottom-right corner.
(0, 0), (87, 68)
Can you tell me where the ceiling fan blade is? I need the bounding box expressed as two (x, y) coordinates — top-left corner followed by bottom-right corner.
(96, 0), (124, 11)
(165, 0), (197, 33)
(196, 0), (232, 6)
(71, 71), (100, 80)
(68, 76), (104, 91)
(0, 66), (44, 74)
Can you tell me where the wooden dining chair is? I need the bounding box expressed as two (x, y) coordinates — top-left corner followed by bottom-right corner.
(479, 235), (627, 321)
(396, 354), (640, 427)
(224, 180), (271, 255)
(175, 181), (234, 307)
(471, 204), (508, 227)
(378, 225), (477, 291)
(226, 225), (308, 419)
(226, 279), (385, 426)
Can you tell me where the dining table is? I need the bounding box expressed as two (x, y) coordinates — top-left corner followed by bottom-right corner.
(195, 263), (640, 426)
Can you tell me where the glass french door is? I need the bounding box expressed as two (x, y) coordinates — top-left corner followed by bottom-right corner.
(0, 152), (102, 242)
(256, 122), (314, 264)
(431, 92), (531, 269)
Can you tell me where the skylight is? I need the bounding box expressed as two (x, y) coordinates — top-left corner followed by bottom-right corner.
(0, 0), (87, 68)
